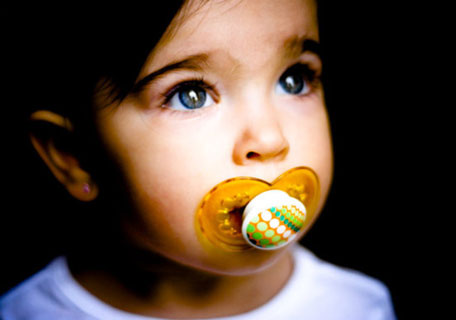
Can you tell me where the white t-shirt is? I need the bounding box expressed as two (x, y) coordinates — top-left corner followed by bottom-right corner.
(0, 245), (396, 320)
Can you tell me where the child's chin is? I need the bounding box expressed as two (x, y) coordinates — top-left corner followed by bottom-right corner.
(192, 245), (290, 277)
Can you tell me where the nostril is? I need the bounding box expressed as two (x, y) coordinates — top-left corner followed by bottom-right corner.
(246, 151), (260, 159)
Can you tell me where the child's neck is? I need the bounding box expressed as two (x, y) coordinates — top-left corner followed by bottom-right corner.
(68, 244), (294, 319)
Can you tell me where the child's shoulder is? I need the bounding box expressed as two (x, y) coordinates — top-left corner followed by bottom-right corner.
(295, 245), (389, 293)
(289, 245), (396, 318)
(0, 257), (82, 319)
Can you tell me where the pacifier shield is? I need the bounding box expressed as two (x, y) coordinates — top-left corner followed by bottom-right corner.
(196, 166), (320, 252)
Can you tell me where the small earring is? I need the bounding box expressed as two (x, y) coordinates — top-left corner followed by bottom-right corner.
(82, 182), (91, 194)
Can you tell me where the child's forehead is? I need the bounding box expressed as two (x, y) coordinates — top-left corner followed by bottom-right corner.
(166, 0), (318, 50)
(140, 0), (319, 78)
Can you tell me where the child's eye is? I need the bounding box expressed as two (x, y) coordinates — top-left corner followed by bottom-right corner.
(163, 80), (215, 111)
(275, 63), (317, 96)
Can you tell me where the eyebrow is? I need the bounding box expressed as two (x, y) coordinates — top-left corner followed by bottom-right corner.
(284, 37), (321, 60)
(131, 53), (209, 94)
(131, 38), (320, 94)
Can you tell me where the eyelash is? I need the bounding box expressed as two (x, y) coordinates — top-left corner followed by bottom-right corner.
(290, 63), (320, 88)
(158, 62), (320, 109)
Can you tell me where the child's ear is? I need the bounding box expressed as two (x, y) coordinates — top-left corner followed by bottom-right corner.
(28, 110), (98, 202)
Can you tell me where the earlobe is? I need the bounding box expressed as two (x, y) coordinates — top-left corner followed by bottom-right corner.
(28, 110), (99, 202)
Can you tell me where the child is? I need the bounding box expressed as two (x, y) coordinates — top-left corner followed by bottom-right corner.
(1, 0), (396, 319)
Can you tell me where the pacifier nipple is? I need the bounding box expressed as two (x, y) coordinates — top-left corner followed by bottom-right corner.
(242, 190), (306, 250)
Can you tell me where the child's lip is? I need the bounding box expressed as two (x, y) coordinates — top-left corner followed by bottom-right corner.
(195, 166), (321, 252)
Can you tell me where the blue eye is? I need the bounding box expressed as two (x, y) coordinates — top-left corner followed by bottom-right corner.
(165, 81), (215, 110)
(276, 64), (315, 96)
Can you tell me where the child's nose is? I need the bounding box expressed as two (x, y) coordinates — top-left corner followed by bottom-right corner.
(232, 102), (289, 165)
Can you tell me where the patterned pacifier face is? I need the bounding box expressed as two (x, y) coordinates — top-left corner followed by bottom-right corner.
(195, 167), (320, 252)
(242, 190), (307, 250)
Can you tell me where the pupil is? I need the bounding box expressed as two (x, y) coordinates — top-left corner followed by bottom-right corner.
(280, 71), (304, 94)
(179, 87), (206, 109)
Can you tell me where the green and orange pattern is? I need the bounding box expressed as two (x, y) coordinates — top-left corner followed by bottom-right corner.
(246, 205), (306, 249)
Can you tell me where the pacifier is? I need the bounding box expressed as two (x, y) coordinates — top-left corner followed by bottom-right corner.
(196, 167), (320, 252)
(241, 190), (306, 250)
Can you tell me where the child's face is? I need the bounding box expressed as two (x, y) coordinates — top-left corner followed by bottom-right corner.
(95, 0), (332, 275)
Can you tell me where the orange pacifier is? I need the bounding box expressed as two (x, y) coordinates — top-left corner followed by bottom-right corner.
(196, 167), (320, 252)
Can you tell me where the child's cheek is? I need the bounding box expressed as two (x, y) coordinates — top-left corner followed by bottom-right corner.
(278, 98), (333, 211)
(117, 127), (226, 246)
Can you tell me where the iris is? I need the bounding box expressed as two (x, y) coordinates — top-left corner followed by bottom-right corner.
(179, 86), (207, 109)
(278, 63), (311, 95)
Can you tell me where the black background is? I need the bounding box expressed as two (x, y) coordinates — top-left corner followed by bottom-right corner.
(1, 3), (436, 319)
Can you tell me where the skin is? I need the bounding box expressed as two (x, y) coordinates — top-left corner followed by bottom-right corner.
(30, 0), (333, 317)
